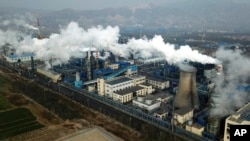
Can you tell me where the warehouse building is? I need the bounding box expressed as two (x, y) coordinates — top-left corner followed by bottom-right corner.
(105, 77), (134, 98)
(185, 122), (204, 136)
(128, 75), (146, 86)
(146, 76), (169, 90)
(223, 103), (250, 141)
(113, 86), (145, 103)
(173, 107), (194, 125)
(37, 67), (62, 83)
(155, 110), (168, 120)
(5, 53), (36, 63)
(133, 96), (161, 112)
(139, 84), (154, 95)
(154, 92), (174, 103)
(108, 63), (119, 70)
(97, 75), (152, 97)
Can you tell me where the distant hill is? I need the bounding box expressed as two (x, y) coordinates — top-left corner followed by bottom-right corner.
(1, 1), (250, 33)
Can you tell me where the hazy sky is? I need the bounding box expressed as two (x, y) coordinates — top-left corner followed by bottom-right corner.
(0, 0), (167, 10)
(1, 0), (249, 10)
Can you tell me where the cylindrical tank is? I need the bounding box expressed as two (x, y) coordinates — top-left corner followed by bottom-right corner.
(76, 72), (80, 81)
(174, 69), (199, 110)
(206, 117), (221, 136)
(188, 120), (193, 126)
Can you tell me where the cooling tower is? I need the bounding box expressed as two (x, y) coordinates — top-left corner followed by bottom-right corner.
(174, 69), (200, 110)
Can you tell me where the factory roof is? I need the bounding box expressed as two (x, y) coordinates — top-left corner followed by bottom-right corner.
(156, 109), (168, 115)
(229, 103), (250, 123)
(109, 62), (119, 65)
(175, 107), (193, 116)
(106, 77), (132, 85)
(146, 76), (168, 82)
(193, 123), (204, 129)
(7, 53), (35, 59)
(145, 92), (173, 100)
(114, 86), (144, 95)
(139, 83), (151, 87)
(128, 74), (145, 79)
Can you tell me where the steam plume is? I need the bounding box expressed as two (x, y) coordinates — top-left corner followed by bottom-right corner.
(210, 48), (250, 117)
(1, 21), (218, 67)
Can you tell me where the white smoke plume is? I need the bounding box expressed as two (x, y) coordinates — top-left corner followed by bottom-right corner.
(210, 48), (250, 117)
(0, 14), (39, 48)
(1, 21), (218, 68)
(0, 18), (38, 31)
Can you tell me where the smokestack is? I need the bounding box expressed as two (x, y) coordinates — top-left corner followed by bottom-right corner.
(96, 51), (99, 69)
(85, 51), (92, 80)
(174, 69), (199, 110)
(31, 56), (35, 72)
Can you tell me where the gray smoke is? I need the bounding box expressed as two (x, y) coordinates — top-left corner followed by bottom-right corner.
(210, 48), (250, 117)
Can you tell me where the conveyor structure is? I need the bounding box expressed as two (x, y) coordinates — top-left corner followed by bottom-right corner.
(104, 65), (137, 80)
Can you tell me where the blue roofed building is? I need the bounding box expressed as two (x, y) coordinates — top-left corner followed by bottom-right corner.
(4, 53), (36, 63)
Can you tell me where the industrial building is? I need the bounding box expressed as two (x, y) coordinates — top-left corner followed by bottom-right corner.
(98, 74), (150, 98)
(37, 67), (62, 83)
(223, 103), (250, 141)
(104, 77), (134, 98)
(146, 76), (169, 90)
(0, 43), (237, 141)
(186, 122), (205, 136)
(128, 75), (146, 86)
(107, 63), (119, 70)
(154, 110), (168, 120)
(138, 84), (153, 95)
(173, 107), (194, 125)
(113, 86), (145, 103)
(132, 93), (173, 112)
(132, 96), (161, 112)
(4, 53), (36, 63)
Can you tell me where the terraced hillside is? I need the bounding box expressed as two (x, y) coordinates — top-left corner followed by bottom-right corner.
(0, 108), (44, 140)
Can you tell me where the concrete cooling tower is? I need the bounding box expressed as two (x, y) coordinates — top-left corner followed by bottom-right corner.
(174, 69), (200, 110)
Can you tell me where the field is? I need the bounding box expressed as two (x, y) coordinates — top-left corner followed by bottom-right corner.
(0, 66), (142, 141)
(0, 75), (12, 110)
(0, 75), (6, 85)
(0, 95), (11, 110)
(0, 108), (44, 140)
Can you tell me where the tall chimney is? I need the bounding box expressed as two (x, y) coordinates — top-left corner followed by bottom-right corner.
(96, 50), (99, 69)
(174, 69), (199, 110)
(31, 56), (35, 72)
(85, 51), (92, 81)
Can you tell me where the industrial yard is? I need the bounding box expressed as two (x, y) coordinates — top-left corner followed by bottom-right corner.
(1, 39), (248, 141)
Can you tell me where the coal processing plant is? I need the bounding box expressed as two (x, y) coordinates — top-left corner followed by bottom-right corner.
(0, 47), (229, 141)
(1, 23), (250, 141)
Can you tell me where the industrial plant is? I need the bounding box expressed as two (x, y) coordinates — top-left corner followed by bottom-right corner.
(0, 20), (250, 141)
